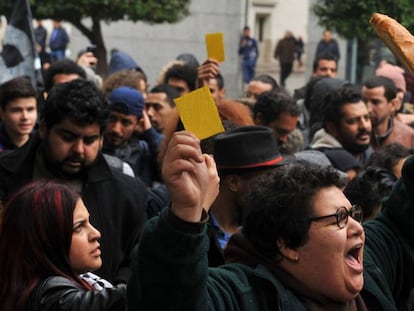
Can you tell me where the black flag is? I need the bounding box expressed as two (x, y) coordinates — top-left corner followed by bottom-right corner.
(0, 0), (42, 89)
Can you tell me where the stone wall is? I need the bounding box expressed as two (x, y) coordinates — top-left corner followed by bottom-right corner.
(69, 0), (244, 98)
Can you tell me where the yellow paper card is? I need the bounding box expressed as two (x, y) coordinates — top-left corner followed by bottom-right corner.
(174, 86), (224, 140)
(205, 32), (225, 62)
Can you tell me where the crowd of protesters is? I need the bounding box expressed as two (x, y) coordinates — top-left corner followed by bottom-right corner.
(1, 16), (414, 311)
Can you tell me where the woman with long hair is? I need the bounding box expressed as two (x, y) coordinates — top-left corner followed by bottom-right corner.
(0, 180), (125, 310)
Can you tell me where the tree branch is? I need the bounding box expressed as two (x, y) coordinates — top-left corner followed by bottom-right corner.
(67, 18), (94, 43)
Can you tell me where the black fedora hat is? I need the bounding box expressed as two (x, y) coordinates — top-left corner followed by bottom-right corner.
(213, 126), (283, 170)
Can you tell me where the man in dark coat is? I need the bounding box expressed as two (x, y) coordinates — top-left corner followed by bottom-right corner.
(49, 19), (69, 62)
(274, 31), (296, 88)
(103, 86), (162, 187)
(0, 79), (147, 284)
(315, 29), (340, 61)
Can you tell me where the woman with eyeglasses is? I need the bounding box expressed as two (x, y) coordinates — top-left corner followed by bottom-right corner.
(0, 181), (126, 311)
(128, 130), (414, 310)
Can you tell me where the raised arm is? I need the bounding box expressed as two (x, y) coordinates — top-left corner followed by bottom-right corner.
(163, 131), (218, 220)
(196, 58), (220, 90)
(126, 131), (220, 310)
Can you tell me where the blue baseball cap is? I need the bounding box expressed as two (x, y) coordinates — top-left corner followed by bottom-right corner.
(108, 86), (144, 117)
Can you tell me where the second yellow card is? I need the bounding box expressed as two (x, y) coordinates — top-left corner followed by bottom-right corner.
(205, 32), (225, 62)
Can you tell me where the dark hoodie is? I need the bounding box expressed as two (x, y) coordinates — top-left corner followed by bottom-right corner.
(109, 51), (144, 76)
(306, 77), (350, 141)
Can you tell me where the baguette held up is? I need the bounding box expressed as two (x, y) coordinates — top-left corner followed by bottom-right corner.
(370, 13), (414, 77)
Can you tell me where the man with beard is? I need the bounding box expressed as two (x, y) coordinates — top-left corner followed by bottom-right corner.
(362, 76), (414, 150)
(310, 86), (372, 181)
(103, 86), (161, 187)
(0, 79), (147, 285)
(207, 126), (285, 266)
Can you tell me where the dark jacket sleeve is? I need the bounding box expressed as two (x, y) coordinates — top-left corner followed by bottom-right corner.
(146, 183), (170, 218)
(381, 155), (414, 255)
(142, 127), (163, 155)
(238, 37), (245, 55)
(363, 155), (414, 308)
(111, 172), (148, 284)
(127, 208), (209, 310)
(28, 277), (125, 311)
(126, 209), (267, 311)
(274, 41), (280, 59)
(83, 163), (148, 284)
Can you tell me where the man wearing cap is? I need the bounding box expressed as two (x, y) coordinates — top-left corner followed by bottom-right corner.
(207, 125), (285, 266)
(103, 86), (162, 187)
(363, 76), (414, 150)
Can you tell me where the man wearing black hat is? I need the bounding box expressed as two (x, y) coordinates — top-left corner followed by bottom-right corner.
(208, 125), (285, 266)
(103, 86), (162, 187)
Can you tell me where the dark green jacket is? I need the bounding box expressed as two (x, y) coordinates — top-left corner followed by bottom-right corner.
(127, 157), (414, 310)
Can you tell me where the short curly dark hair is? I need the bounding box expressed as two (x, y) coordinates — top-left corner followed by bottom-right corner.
(322, 85), (363, 128)
(243, 162), (343, 260)
(364, 143), (414, 177)
(164, 63), (197, 92)
(253, 92), (300, 124)
(344, 166), (397, 220)
(43, 59), (86, 92)
(41, 79), (108, 132)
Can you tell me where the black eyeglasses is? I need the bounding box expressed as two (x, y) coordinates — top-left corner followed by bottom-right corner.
(309, 205), (363, 229)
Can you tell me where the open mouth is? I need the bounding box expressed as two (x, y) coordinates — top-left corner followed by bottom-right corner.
(348, 246), (360, 261)
(345, 244), (363, 273)
(65, 159), (83, 168)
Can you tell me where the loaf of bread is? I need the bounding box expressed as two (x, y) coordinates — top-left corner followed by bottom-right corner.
(370, 13), (414, 76)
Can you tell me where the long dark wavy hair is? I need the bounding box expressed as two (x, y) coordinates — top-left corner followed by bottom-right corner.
(0, 180), (92, 310)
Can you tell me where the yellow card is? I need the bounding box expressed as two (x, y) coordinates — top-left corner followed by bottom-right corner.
(205, 32), (225, 62)
(174, 86), (225, 140)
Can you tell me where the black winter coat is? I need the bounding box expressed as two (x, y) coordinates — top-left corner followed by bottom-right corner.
(26, 276), (125, 310)
(0, 135), (148, 283)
